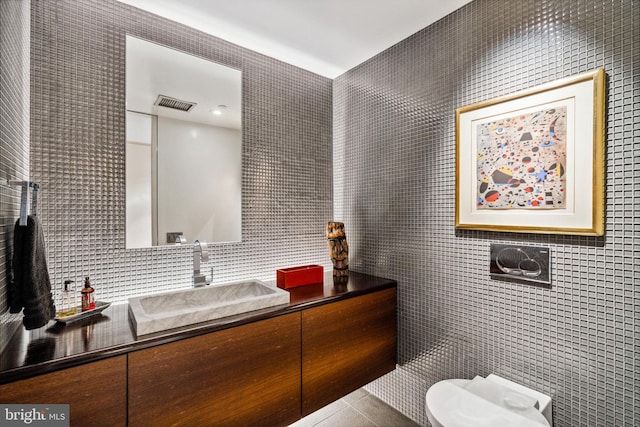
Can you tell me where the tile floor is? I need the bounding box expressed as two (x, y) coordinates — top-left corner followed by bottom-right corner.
(289, 388), (421, 427)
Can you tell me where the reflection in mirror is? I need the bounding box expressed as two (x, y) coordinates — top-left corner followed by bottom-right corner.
(126, 36), (242, 248)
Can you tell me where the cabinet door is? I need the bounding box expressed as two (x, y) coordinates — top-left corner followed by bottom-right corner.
(0, 355), (127, 427)
(128, 313), (301, 427)
(301, 288), (396, 415)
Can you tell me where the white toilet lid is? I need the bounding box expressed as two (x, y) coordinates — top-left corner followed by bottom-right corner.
(426, 380), (550, 427)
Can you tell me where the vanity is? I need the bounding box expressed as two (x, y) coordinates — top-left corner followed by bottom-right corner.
(0, 271), (396, 427)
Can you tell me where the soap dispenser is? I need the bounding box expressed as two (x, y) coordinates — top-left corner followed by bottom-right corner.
(81, 276), (95, 312)
(57, 280), (77, 317)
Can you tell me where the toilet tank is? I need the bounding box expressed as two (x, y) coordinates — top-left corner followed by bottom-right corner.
(486, 374), (553, 426)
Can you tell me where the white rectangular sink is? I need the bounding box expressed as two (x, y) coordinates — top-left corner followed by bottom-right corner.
(128, 280), (290, 335)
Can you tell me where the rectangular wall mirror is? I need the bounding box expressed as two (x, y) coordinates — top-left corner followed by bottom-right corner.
(125, 35), (242, 248)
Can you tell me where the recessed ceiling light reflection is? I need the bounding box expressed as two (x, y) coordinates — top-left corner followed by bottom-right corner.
(210, 104), (227, 116)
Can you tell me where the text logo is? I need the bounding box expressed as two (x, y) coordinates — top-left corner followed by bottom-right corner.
(1, 405), (69, 427)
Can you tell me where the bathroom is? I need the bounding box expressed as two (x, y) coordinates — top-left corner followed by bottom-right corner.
(1, 0), (638, 426)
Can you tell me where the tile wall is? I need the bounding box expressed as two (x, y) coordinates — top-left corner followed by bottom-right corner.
(4, 0), (638, 425)
(0, 0), (30, 351)
(334, 0), (639, 426)
(26, 0), (333, 304)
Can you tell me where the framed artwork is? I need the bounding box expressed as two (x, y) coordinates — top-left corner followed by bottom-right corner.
(455, 69), (605, 236)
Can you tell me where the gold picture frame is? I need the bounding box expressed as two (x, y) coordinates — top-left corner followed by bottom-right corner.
(455, 69), (605, 236)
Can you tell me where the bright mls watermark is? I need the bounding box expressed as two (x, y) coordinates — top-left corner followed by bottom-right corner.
(1, 405), (69, 427)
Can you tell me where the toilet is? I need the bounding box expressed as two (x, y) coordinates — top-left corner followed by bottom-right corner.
(426, 374), (552, 426)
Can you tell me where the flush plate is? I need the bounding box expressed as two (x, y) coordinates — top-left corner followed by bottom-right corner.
(490, 243), (551, 285)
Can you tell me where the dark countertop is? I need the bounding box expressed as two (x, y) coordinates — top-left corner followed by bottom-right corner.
(0, 270), (395, 385)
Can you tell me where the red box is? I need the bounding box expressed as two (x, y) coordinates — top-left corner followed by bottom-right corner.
(276, 265), (324, 289)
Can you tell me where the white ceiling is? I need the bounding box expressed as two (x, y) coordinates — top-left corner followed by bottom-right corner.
(117, 0), (473, 78)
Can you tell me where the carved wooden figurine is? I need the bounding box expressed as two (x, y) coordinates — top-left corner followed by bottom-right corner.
(326, 221), (349, 277)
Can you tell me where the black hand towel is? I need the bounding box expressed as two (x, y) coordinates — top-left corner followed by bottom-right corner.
(9, 215), (56, 330)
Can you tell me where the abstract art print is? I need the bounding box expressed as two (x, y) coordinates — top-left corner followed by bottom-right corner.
(476, 106), (567, 210)
(456, 69), (605, 235)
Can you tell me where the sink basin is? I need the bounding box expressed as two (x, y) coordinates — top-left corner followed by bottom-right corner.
(128, 280), (290, 335)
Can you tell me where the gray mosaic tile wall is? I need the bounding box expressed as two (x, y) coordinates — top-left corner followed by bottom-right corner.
(28, 0), (333, 304)
(0, 0), (30, 351)
(333, 0), (639, 426)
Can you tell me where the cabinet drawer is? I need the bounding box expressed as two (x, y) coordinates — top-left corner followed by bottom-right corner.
(0, 355), (127, 427)
(301, 288), (396, 415)
(128, 313), (301, 427)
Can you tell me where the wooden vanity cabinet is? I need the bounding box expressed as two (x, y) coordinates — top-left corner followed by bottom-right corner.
(0, 283), (396, 427)
(128, 312), (301, 427)
(0, 355), (127, 427)
(301, 287), (397, 416)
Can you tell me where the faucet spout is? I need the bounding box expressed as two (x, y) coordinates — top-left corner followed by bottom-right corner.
(193, 240), (210, 287)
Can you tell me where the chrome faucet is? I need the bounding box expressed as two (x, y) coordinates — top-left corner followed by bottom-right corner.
(193, 240), (210, 287)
